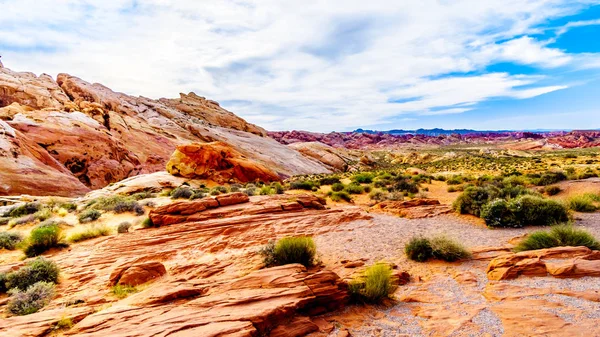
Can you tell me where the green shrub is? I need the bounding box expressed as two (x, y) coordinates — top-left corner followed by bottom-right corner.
(8, 203), (41, 218)
(141, 217), (157, 228)
(544, 185), (561, 196)
(0, 217), (10, 226)
(387, 192), (404, 201)
(214, 186), (229, 193)
(514, 225), (600, 252)
(481, 199), (516, 228)
(244, 187), (257, 196)
(584, 193), (600, 202)
(0, 231), (24, 250)
(130, 192), (155, 200)
(111, 284), (139, 299)
(331, 183), (345, 192)
(567, 195), (598, 212)
(578, 171), (597, 179)
(352, 173), (375, 184)
(78, 209), (101, 224)
(117, 222), (131, 233)
(319, 177), (341, 185)
(511, 195), (570, 227)
(259, 186), (273, 195)
(271, 182), (285, 194)
(289, 180), (316, 190)
(7, 215), (36, 228)
(534, 171), (567, 186)
(392, 180), (419, 193)
(7, 282), (55, 316)
(68, 225), (111, 243)
(500, 185), (536, 199)
(369, 190), (387, 202)
(429, 236), (471, 262)
(405, 237), (433, 262)
(85, 196), (130, 211)
(113, 201), (144, 215)
(348, 263), (395, 303)
(330, 191), (352, 202)
(447, 186), (457, 193)
(453, 186), (500, 217)
(345, 183), (364, 194)
(446, 176), (463, 185)
(5, 258), (60, 291)
(363, 185), (373, 193)
(483, 195), (570, 228)
(23, 223), (65, 257)
(0, 272), (7, 293)
(260, 236), (316, 267)
(189, 191), (207, 200)
(33, 209), (52, 222)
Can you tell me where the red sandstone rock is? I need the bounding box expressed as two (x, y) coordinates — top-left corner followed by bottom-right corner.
(0, 66), (331, 196)
(0, 194), (367, 337)
(166, 141), (281, 183)
(149, 193), (331, 227)
(109, 261), (167, 287)
(486, 246), (600, 280)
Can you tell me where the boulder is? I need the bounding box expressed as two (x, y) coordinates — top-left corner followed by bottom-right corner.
(486, 246), (600, 280)
(109, 261), (167, 286)
(166, 141), (281, 183)
(288, 142), (348, 171)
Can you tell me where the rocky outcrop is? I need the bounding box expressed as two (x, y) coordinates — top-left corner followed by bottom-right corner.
(0, 194), (367, 336)
(166, 142), (281, 183)
(486, 246), (600, 280)
(288, 142), (348, 171)
(0, 119), (90, 196)
(109, 261), (167, 287)
(370, 199), (452, 219)
(0, 66), (331, 196)
(149, 192), (328, 226)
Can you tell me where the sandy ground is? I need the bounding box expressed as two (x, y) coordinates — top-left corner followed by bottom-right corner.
(312, 212), (600, 337)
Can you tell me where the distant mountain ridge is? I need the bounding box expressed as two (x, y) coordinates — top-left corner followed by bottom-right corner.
(353, 128), (570, 136)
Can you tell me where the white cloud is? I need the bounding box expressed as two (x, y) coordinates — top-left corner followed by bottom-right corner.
(0, 0), (594, 131)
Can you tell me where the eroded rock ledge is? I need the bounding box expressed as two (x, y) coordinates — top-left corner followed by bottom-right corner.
(486, 246), (600, 280)
(0, 194), (369, 336)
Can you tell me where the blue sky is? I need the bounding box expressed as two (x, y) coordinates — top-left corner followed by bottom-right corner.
(1, 0), (600, 132)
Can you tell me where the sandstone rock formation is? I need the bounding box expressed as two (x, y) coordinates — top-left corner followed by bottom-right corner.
(486, 246), (600, 280)
(371, 198), (452, 219)
(288, 142), (348, 172)
(166, 141), (281, 183)
(0, 193), (369, 336)
(0, 66), (331, 196)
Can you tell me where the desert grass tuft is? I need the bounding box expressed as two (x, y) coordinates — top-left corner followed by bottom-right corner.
(514, 225), (600, 252)
(68, 225), (111, 243)
(260, 236), (316, 267)
(348, 263), (395, 303)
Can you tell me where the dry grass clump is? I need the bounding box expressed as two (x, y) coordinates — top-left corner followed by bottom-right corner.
(0, 231), (24, 250)
(260, 236), (317, 267)
(348, 263), (395, 303)
(68, 225), (112, 243)
(7, 282), (55, 316)
(111, 285), (139, 299)
(23, 222), (66, 257)
(514, 225), (600, 252)
(405, 236), (471, 262)
(567, 195), (598, 212)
